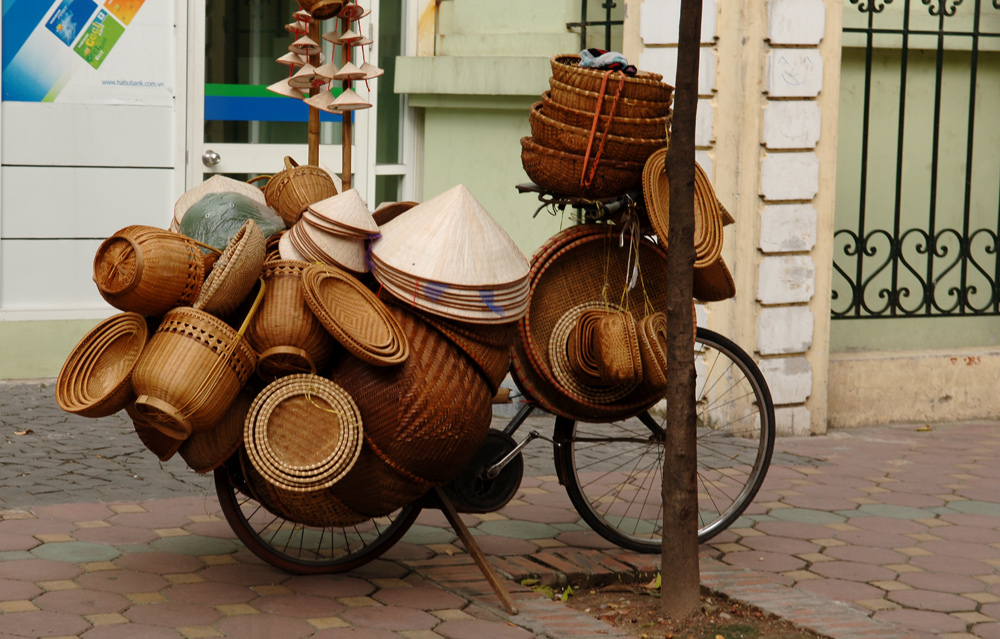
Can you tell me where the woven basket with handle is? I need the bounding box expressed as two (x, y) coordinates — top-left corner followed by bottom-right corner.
(550, 54), (674, 104)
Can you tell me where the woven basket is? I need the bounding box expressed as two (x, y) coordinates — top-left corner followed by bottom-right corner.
(327, 440), (432, 517)
(194, 220), (267, 318)
(549, 302), (637, 405)
(529, 102), (668, 165)
(94, 226), (206, 317)
(327, 307), (492, 490)
(550, 54), (674, 104)
(541, 92), (669, 140)
(241, 449), (369, 528)
(178, 390), (253, 473)
(594, 311), (644, 386)
(548, 78), (672, 120)
(131, 291), (261, 439)
(265, 157), (338, 227)
(298, 0), (344, 19)
(56, 312), (149, 418)
(520, 136), (643, 199)
(246, 260), (340, 382)
(637, 312), (669, 392)
(400, 302), (516, 394)
(126, 404), (183, 462)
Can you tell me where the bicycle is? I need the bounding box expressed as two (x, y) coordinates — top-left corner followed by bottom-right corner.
(214, 189), (775, 574)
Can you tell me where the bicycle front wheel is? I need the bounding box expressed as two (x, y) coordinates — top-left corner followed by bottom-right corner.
(553, 327), (775, 552)
(214, 456), (420, 574)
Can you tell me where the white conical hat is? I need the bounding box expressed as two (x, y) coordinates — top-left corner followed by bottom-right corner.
(303, 90), (335, 110)
(289, 36), (321, 55)
(308, 189), (378, 234)
(276, 52), (307, 68)
(359, 61), (384, 80)
(285, 21), (308, 34)
(328, 88), (371, 111)
(288, 63), (321, 89)
(339, 3), (370, 21)
(293, 9), (314, 23)
(315, 60), (340, 79)
(334, 29), (362, 44)
(299, 222), (368, 273)
(372, 184), (529, 287)
(333, 62), (366, 81)
(266, 78), (305, 99)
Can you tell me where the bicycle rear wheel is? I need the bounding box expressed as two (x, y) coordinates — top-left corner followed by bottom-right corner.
(553, 327), (775, 552)
(214, 456), (420, 574)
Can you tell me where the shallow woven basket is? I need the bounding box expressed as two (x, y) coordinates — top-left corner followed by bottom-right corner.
(548, 77), (671, 120)
(550, 54), (674, 104)
(541, 92), (669, 140)
(246, 260), (340, 382)
(93, 226), (206, 317)
(241, 449), (369, 528)
(520, 136), (643, 199)
(56, 312), (149, 418)
(131, 300), (260, 440)
(265, 157), (339, 227)
(529, 102), (668, 165)
(178, 390), (253, 473)
(327, 307), (492, 490)
(194, 220), (267, 318)
(511, 224), (672, 422)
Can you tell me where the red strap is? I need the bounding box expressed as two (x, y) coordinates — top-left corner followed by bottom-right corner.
(580, 70), (625, 189)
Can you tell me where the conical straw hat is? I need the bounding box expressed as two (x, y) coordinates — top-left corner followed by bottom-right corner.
(315, 60), (340, 80)
(333, 62), (366, 81)
(278, 231), (308, 262)
(334, 29), (362, 44)
(300, 222), (367, 273)
(288, 63), (321, 89)
(304, 90), (335, 110)
(372, 184), (529, 288)
(328, 88), (371, 111)
(338, 3), (370, 21)
(289, 36), (321, 56)
(293, 9), (314, 23)
(350, 37), (374, 47)
(360, 61), (384, 80)
(308, 189), (378, 234)
(285, 21), (308, 35)
(276, 52), (307, 67)
(266, 78), (305, 100)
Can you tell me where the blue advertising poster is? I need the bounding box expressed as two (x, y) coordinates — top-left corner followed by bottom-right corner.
(44, 0), (98, 46)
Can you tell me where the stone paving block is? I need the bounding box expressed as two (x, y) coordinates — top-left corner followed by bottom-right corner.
(340, 605), (439, 630)
(215, 614), (315, 638)
(0, 610), (91, 637)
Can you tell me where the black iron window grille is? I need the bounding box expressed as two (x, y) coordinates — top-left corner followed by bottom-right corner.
(832, 0), (1000, 318)
(568, 0), (624, 52)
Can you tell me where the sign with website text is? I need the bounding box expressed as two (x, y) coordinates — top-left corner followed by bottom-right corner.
(2, 0), (172, 104)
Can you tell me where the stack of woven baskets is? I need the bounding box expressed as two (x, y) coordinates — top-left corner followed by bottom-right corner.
(521, 54), (674, 199)
(57, 165), (530, 526)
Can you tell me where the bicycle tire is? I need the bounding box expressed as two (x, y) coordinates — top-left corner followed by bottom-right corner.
(553, 327), (775, 552)
(214, 456), (421, 574)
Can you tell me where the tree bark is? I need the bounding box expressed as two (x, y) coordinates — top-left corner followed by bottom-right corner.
(660, 0), (703, 621)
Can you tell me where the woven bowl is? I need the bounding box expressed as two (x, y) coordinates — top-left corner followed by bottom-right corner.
(56, 312), (149, 418)
(548, 77), (672, 120)
(94, 226), (205, 317)
(541, 91), (669, 140)
(520, 136), (643, 199)
(550, 54), (674, 104)
(194, 219), (267, 317)
(528, 102), (668, 165)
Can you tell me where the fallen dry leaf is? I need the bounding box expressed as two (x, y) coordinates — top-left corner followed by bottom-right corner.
(13, 430), (33, 436)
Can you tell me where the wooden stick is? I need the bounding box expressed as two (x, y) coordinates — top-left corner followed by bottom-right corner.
(307, 19), (321, 166)
(342, 115), (352, 190)
(432, 487), (519, 615)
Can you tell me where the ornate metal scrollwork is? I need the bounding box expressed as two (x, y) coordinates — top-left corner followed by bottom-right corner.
(922, 0), (963, 16)
(850, 0), (893, 13)
(832, 227), (1000, 318)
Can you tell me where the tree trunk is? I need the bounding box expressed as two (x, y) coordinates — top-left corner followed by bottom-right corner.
(660, 0), (703, 621)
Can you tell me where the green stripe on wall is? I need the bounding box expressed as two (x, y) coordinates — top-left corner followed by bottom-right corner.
(206, 83), (344, 98)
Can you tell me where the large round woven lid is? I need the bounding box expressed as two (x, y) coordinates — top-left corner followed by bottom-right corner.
(301, 264), (409, 366)
(372, 184), (529, 288)
(56, 312), (149, 418)
(243, 374), (363, 492)
(511, 224), (672, 422)
(174, 175), (267, 230)
(195, 219), (266, 317)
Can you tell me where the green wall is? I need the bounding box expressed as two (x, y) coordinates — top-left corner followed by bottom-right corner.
(0, 320), (100, 380)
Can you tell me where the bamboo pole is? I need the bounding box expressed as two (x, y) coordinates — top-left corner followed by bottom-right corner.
(307, 19), (321, 166)
(341, 25), (353, 191)
(660, 0), (703, 622)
